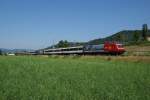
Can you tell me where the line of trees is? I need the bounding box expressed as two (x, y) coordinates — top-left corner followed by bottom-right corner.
(116, 24), (148, 43)
(133, 24), (148, 42)
(52, 40), (69, 48)
(57, 40), (69, 48)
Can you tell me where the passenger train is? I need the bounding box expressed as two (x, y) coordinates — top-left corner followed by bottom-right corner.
(35, 42), (125, 55)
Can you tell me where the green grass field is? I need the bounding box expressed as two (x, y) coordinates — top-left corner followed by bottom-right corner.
(0, 56), (149, 100)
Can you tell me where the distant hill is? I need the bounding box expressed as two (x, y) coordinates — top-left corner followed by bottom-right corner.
(0, 48), (34, 53)
(87, 30), (150, 45)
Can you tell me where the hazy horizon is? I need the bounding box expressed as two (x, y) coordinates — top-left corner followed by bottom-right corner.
(0, 0), (150, 49)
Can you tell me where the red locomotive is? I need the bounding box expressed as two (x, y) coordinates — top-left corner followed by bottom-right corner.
(104, 42), (125, 54)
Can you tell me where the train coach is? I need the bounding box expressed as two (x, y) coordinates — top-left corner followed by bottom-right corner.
(42, 42), (125, 55)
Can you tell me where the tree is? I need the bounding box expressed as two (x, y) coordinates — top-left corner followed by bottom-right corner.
(142, 24), (148, 40)
(64, 40), (69, 47)
(133, 31), (140, 42)
(57, 40), (69, 48)
(57, 40), (63, 47)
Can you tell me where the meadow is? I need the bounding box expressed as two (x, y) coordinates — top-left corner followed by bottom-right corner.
(0, 56), (149, 100)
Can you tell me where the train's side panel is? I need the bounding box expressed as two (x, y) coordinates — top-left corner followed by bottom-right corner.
(44, 46), (83, 55)
(83, 44), (106, 54)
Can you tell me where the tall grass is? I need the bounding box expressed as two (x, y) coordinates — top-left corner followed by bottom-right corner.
(0, 56), (149, 100)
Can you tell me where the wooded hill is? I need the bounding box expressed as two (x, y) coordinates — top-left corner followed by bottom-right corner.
(87, 30), (150, 45)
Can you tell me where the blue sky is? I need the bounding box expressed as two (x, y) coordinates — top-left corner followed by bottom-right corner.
(0, 0), (150, 49)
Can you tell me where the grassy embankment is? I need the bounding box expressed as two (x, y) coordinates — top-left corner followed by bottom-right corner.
(0, 56), (149, 100)
(124, 41), (150, 56)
